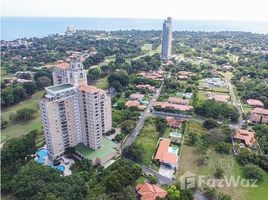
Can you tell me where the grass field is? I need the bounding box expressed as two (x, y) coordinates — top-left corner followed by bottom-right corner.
(197, 90), (209, 102)
(220, 71), (234, 80)
(1, 90), (45, 142)
(134, 117), (159, 166)
(242, 104), (252, 115)
(232, 160), (268, 200)
(94, 76), (108, 89)
(141, 43), (160, 56)
(90, 55), (116, 69)
(177, 145), (246, 199)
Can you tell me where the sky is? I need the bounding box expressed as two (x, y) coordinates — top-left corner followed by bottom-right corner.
(2, 0), (268, 22)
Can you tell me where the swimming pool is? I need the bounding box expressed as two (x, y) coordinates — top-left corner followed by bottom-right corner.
(168, 147), (179, 155)
(56, 165), (65, 172)
(35, 149), (65, 172)
(36, 149), (48, 164)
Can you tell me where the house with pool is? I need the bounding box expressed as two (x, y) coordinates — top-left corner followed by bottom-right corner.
(154, 138), (178, 169)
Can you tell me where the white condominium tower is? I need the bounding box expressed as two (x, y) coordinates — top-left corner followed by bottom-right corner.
(40, 60), (112, 160)
(161, 17), (172, 61)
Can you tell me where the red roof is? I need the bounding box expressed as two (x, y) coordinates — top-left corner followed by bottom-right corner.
(166, 117), (184, 127)
(247, 99), (264, 107)
(168, 97), (189, 105)
(136, 183), (167, 200)
(154, 101), (192, 111)
(177, 71), (193, 76)
(130, 93), (144, 100)
(249, 114), (262, 123)
(78, 84), (105, 94)
(233, 129), (256, 146)
(262, 116), (268, 124)
(213, 94), (229, 102)
(155, 139), (177, 165)
(136, 84), (155, 91)
(126, 100), (140, 107)
(252, 108), (268, 116)
(55, 62), (70, 70)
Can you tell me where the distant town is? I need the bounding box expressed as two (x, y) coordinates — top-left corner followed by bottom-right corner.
(1, 17), (268, 200)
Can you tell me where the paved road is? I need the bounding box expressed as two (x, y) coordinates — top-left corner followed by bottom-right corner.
(124, 85), (162, 147)
(141, 164), (173, 185)
(225, 79), (244, 128)
(194, 191), (211, 200)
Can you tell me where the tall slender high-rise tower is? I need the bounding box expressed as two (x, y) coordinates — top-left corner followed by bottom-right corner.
(161, 17), (172, 61)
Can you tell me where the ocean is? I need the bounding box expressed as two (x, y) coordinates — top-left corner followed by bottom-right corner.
(1, 17), (268, 41)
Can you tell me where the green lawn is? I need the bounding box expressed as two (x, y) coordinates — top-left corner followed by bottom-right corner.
(94, 76), (109, 89)
(134, 117), (159, 166)
(178, 145), (246, 199)
(220, 71), (234, 80)
(141, 43), (160, 56)
(197, 90), (209, 102)
(242, 104), (252, 115)
(1, 90), (44, 120)
(232, 160), (268, 200)
(90, 55), (116, 69)
(1, 90), (45, 142)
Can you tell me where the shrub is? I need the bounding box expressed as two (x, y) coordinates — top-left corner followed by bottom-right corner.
(243, 164), (265, 181)
(203, 118), (219, 129)
(147, 174), (158, 184)
(215, 142), (232, 154)
(214, 167), (224, 178)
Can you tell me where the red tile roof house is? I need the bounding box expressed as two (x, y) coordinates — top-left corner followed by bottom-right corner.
(154, 101), (193, 111)
(177, 71), (194, 76)
(138, 70), (165, 81)
(166, 117), (186, 128)
(130, 93), (145, 101)
(262, 116), (268, 124)
(247, 99), (264, 107)
(168, 97), (189, 105)
(155, 139), (178, 169)
(213, 94), (230, 103)
(125, 100), (145, 110)
(233, 129), (256, 147)
(251, 107), (268, 116)
(249, 108), (268, 125)
(136, 84), (156, 92)
(135, 182), (167, 200)
(249, 114), (262, 124)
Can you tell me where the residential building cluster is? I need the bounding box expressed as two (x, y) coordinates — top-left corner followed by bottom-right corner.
(138, 70), (165, 81)
(125, 93), (146, 110)
(247, 99), (268, 124)
(154, 96), (193, 112)
(136, 84), (156, 92)
(177, 71), (195, 80)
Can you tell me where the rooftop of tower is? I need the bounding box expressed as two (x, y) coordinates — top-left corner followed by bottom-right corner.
(47, 83), (74, 92)
(78, 84), (106, 94)
(55, 62), (70, 69)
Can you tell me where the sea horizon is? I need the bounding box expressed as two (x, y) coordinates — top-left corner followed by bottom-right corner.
(1, 16), (268, 41)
